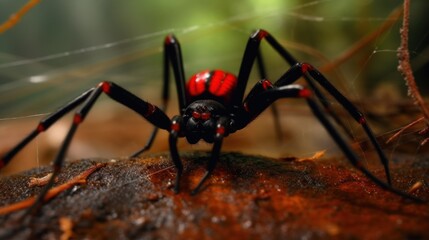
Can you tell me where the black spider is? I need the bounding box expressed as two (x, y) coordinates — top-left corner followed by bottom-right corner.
(0, 29), (421, 215)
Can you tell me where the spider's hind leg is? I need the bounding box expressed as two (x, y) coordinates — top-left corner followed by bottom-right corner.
(238, 55), (424, 200)
(304, 94), (422, 202)
(297, 63), (392, 185)
(267, 62), (391, 186)
(240, 82), (422, 201)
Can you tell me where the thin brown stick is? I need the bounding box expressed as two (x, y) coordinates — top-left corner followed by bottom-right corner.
(0, 0), (41, 34)
(408, 181), (423, 194)
(28, 173), (57, 187)
(0, 163), (107, 215)
(320, 6), (403, 73)
(386, 116), (425, 144)
(397, 0), (429, 125)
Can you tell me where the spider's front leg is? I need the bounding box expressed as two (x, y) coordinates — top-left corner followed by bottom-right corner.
(168, 116), (227, 194)
(169, 115), (184, 194)
(191, 117), (227, 195)
(1, 81), (172, 217)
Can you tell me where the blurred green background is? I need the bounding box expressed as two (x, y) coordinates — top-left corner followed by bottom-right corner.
(1, 0), (429, 174)
(0, 0), (428, 117)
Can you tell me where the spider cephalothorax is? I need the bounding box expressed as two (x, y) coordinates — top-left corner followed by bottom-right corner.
(182, 99), (229, 144)
(0, 29), (421, 220)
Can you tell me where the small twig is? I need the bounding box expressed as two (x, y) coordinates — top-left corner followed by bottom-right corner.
(28, 173), (58, 187)
(408, 181), (423, 194)
(0, 0), (41, 34)
(297, 150), (326, 162)
(386, 116), (425, 144)
(0, 163), (107, 215)
(320, 6), (402, 73)
(397, 0), (429, 125)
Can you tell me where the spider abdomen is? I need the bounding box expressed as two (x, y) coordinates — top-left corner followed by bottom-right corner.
(187, 70), (237, 104)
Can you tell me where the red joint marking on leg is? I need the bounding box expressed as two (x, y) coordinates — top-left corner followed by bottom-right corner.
(171, 122), (180, 132)
(216, 126), (225, 135)
(261, 80), (273, 90)
(37, 123), (45, 132)
(301, 63), (313, 73)
(299, 89), (312, 98)
(100, 82), (111, 93)
(165, 35), (175, 45)
(243, 102), (250, 112)
(144, 103), (156, 117)
(257, 29), (268, 40)
(73, 114), (83, 124)
(358, 117), (366, 124)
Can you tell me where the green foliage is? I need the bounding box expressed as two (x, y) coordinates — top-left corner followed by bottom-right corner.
(0, 0), (427, 116)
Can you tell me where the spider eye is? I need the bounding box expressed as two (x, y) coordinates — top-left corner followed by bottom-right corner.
(201, 112), (211, 120)
(192, 111), (201, 119)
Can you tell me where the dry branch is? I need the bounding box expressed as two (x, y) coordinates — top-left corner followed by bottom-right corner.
(0, 163), (106, 215)
(397, 0), (429, 125)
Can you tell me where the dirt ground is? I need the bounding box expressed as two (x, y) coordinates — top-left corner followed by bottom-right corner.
(0, 151), (428, 240)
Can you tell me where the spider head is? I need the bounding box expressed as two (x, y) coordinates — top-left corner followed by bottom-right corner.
(183, 100), (227, 144)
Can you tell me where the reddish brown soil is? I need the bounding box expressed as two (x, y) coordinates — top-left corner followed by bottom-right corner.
(0, 152), (428, 239)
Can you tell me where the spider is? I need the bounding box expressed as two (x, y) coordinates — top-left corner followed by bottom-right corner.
(0, 29), (421, 214)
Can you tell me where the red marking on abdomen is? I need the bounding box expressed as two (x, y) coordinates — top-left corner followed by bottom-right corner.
(187, 70), (237, 103)
(188, 70), (210, 97)
(209, 70), (237, 97)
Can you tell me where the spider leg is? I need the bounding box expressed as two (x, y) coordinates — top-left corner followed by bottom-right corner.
(19, 81), (171, 216)
(241, 59), (391, 185)
(231, 28), (397, 194)
(191, 118), (227, 195)
(238, 84), (422, 202)
(297, 63), (392, 185)
(233, 32), (391, 184)
(131, 34), (187, 157)
(253, 29), (391, 183)
(0, 88), (93, 169)
(130, 127), (160, 157)
(169, 116), (184, 193)
(232, 29), (297, 107)
(234, 29), (353, 138)
(168, 116), (226, 194)
(304, 95), (423, 202)
(164, 34), (187, 113)
(255, 49), (283, 142)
